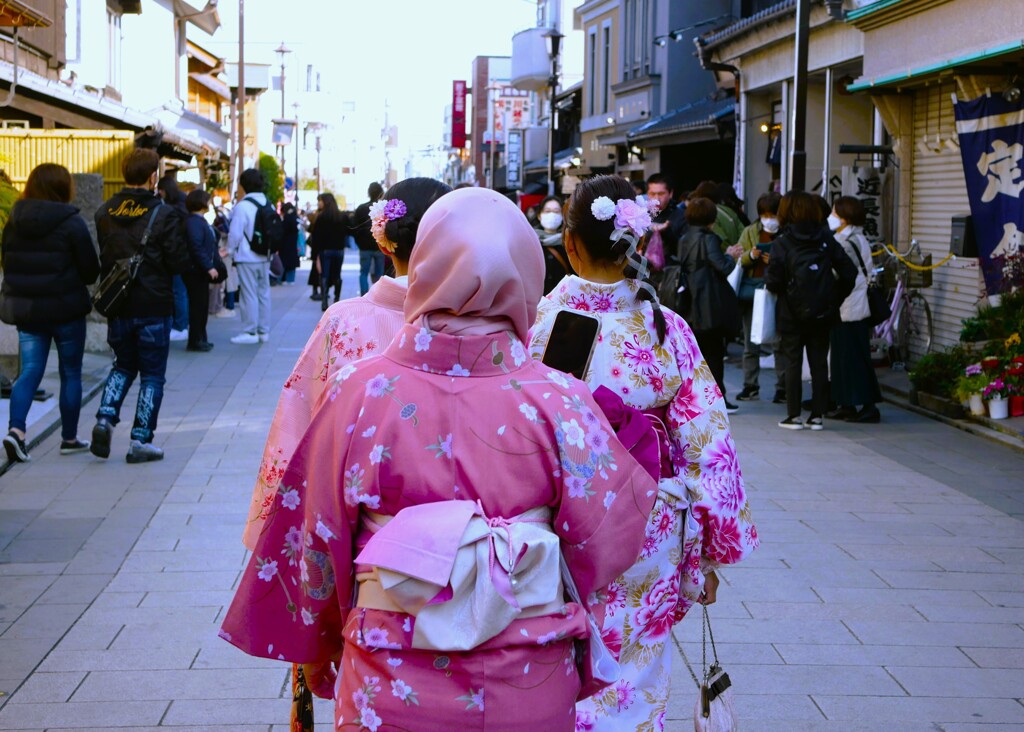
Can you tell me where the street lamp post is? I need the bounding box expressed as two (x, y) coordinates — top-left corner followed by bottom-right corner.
(544, 28), (564, 197)
(292, 101), (300, 207)
(275, 42), (291, 175)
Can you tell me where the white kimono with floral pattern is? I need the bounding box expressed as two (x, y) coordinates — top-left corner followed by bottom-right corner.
(530, 277), (758, 732)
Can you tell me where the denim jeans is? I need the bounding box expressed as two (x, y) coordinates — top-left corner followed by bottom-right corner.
(172, 275), (189, 331)
(97, 316), (171, 443)
(9, 319), (87, 441)
(320, 249), (344, 306)
(359, 250), (386, 296)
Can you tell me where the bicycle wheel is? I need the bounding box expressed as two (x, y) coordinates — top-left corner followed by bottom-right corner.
(895, 291), (933, 361)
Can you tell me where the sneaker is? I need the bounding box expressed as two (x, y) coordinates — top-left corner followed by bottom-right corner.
(778, 416), (804, 430)
(231, 332), (260, 345)
(736, 387), (760, 402)
(214, 308), (238, 319)
(59, 439), (90, 455)
(90, 418), (113, 459)
(126, 439), (164, 464)
(3, 430), (30, 462)
(258, 332), (270, 343)
(806, 416), (825, 431)
(772, 390), (786, 404)
(724, 401), (739, 414)
(186, 341), (215, 352)
(169, 328), (189, 342)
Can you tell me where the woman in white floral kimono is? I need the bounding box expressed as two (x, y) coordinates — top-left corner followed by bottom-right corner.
(530, 175), (759, 732)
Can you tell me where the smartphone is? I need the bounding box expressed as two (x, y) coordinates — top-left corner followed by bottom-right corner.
(541, 310), (601, 381)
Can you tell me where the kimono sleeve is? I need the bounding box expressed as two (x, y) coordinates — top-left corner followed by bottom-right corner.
(663, 315), (758, 600)
(221, 397), (359, 665)
(550, 383), (658, 602)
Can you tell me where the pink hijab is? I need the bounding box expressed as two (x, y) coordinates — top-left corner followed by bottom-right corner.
(405, 187), (544, 342)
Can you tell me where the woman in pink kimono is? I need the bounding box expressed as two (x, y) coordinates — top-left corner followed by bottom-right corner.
(529, 176), (758, 732)
(242, 178), (451, 730)
(222, 187), (659, 732)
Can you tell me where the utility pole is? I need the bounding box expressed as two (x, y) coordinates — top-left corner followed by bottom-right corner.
(275, 42), (292, 175)
(293, 101), (300, 207)
(790, 0), (810, 191)
(236, 0), (244, 194)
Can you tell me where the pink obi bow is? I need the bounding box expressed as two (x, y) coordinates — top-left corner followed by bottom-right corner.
(592, 385), (675, 481)
(354, 501), (563, 650)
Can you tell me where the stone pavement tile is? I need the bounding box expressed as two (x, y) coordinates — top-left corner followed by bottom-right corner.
(34, 574), (112, 605)
(1, 603), (86, 641)
(37, 646), (199, 673)
(844, 620), (1024, 647)
(118, 549), (246, 573)
(742, 600), (924, 622)
(52, 622), (123, 651)
(811, 695), (1024, 724)
(836, 543), (1005, 564)
(45, 728), (266, 732)
(76, 604), (219, 629)
(0, 700), (169, 729)
(0, 638), (53, 676)
(887, 666), (1024, 698)
(914, 604), (1024, 623)
(105, 569), (239, 593)
(0, 539), (84, 564)
(61, 548), (128, 576)
(191, 643), (290, 670)
(667, 690), (825, 722)
(874, 569), (1022, 592)
(0, 492), (59, 511)
(774, 643), (976, 667)
(977, 590), (1024, 607)
(0, 575), (54, 609)
(813, 587), (996, 608)
(70, 668), (289, 702)
(960, 647), (1024, 668)
(0, 562), (66, 577)
(38, 500), (119, 521)
(6, 671), (86, 703)
(138, 590), (234, 608)
(161, 698), (290, 726)
(728, 663), (907, 696)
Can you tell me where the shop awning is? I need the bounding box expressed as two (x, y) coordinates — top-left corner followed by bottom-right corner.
(524, 148), (577, 174)
(627, 96), (735, 144)
(0, 0), (51, 27)
(848, 40), (1024, 93)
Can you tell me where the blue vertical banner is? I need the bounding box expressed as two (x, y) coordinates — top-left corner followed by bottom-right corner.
(954, 94), (1024, 294)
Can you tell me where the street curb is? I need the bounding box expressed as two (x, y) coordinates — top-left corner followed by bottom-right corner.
(881, 384), (1024, 455)
(0, 369), (107, 478)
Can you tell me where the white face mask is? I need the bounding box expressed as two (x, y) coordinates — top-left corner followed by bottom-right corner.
(760, 217), (779, 234)
(540, 212), (563, 231)
(827, 213), (843, 231)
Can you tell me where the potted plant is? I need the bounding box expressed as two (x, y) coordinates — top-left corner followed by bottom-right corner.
(1006, 360), (1024, 418)
(983, 377), (1009, 420)
(956, 363), (988, 416)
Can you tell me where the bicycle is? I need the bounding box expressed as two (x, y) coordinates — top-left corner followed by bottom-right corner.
(871, 239), (935, 370)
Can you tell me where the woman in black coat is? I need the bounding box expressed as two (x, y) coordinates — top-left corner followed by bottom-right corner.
(278, 203), (301, 284)
(0, 164), (99, 461)
(183, 189), (220, 352)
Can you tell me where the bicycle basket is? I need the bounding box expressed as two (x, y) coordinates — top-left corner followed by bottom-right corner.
(882, 258), (900, 290)
(906, 253), (933, 289)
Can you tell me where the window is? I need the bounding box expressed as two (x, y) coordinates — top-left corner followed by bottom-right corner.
(107, 9), (121, 90)
(588, 28), (597, 117)
(622, 0), (650, 80)
(601, 25), (611, 113)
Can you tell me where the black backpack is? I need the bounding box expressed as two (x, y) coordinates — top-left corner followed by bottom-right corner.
(786, 240), (835, 322)
(243, 199), (283, 256)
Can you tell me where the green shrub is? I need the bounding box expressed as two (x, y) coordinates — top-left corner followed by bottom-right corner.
(909, 345), (970, 399)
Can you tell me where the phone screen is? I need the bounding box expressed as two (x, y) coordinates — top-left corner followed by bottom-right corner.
(541, 310), (601, 380)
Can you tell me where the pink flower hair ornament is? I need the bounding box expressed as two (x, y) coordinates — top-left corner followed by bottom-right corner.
(369, 198), (407, 254)
(589, 195), (661, 305)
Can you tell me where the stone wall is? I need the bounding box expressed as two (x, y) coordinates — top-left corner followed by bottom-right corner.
(72, 173), (111, 355)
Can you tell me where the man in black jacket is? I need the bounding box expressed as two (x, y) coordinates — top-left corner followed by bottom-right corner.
(90, 148), (190, 463)
(351, 181), (384, 295)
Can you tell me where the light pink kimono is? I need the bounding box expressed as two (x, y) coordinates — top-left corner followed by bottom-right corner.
(243, 276), (407, 550)
(221, 324), (658, 732)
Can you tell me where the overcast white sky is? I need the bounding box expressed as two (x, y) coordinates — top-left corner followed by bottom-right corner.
(203, 0), (539, 155)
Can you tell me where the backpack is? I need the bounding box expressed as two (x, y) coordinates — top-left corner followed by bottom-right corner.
(243, 199), (283, 256)
(786, 240), (835, 322)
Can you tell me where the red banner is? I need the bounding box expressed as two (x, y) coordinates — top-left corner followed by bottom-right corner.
(452, 80), (467, 149)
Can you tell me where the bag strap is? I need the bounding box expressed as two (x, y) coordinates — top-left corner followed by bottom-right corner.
(847, 240), (871, 280)
(136, 201), (163, 254)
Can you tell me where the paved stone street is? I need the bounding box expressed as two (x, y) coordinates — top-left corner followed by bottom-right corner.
(0, 263), (1022, 731)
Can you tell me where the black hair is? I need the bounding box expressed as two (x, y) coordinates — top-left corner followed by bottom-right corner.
(157, 174), (184, 206)
(632, 179), (647, 195)
(685, 197), (718, 227)
(833, 195), (866, 227)
(690, 180), (722, 204)
(646, 172), (674, 192)
(380, 177), (453, 262)
(239, 168), (265, 194)
(317, 192), (343, 224)
(185, 188), (211, 212)
(539, 195), (563, 212)
(566, 174), (666, 343)
(367, 182), (384, 202)
(756, 192), (782, 216)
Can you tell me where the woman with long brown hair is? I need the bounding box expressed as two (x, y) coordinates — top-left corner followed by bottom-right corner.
(0, 163), (99, 462)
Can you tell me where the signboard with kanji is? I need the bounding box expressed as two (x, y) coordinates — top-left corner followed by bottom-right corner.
(506, 129), (523, 191)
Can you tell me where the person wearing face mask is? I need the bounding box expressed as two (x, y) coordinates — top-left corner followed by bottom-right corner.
(534, 195), (574, 294)
(735, 192), (788, 403)
(826, 196), (882, 423)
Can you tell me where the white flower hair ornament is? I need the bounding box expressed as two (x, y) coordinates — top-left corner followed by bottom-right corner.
(369, 198), (408, 254)
(590, 195), (662, 302)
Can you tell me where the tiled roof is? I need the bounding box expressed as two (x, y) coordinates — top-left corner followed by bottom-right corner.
(698, 0), (797, 51)
(627, 96), (735, 142)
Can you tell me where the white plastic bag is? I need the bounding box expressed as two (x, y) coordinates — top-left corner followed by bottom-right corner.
(750, 288), (776, 345)
(727, 263), (743, 294)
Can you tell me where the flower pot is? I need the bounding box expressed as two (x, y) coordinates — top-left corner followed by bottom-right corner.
(968, 393), (986, 416)
(987, 396), (1009, 420)
(982, 356), (1001, 371)
(1010, 395), (1024, 418)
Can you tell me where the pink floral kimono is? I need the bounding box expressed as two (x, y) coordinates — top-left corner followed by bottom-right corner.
(243, 276), (407, 551)
(530, 277), (758, 732)
(221, 324), (658, 732)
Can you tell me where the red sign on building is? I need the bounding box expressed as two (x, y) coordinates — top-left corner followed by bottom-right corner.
(452, 80), (467, 149)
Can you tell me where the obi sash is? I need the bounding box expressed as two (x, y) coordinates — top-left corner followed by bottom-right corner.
(353, 500), (564, 651)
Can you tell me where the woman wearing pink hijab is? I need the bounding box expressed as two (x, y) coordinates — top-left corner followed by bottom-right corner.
(221, 188), (657, 731)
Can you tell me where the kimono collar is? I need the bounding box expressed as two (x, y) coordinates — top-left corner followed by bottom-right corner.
(384, 322), (531, 378)
(546, 275), (647, 314)
(364, 276), (407, 313)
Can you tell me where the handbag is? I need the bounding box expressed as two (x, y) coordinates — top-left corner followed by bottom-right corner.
(685, 234), (741, 337)
(656, 263), (686, 314)
(646, 228), (666, 271)
(750, 287), (776, 345)
(92, 203), (163, 318)
(848, 243), (890, 326)
(681, 604), (739, 732)
(211, 252), (228, 284)
(269, 252), (285, 279)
